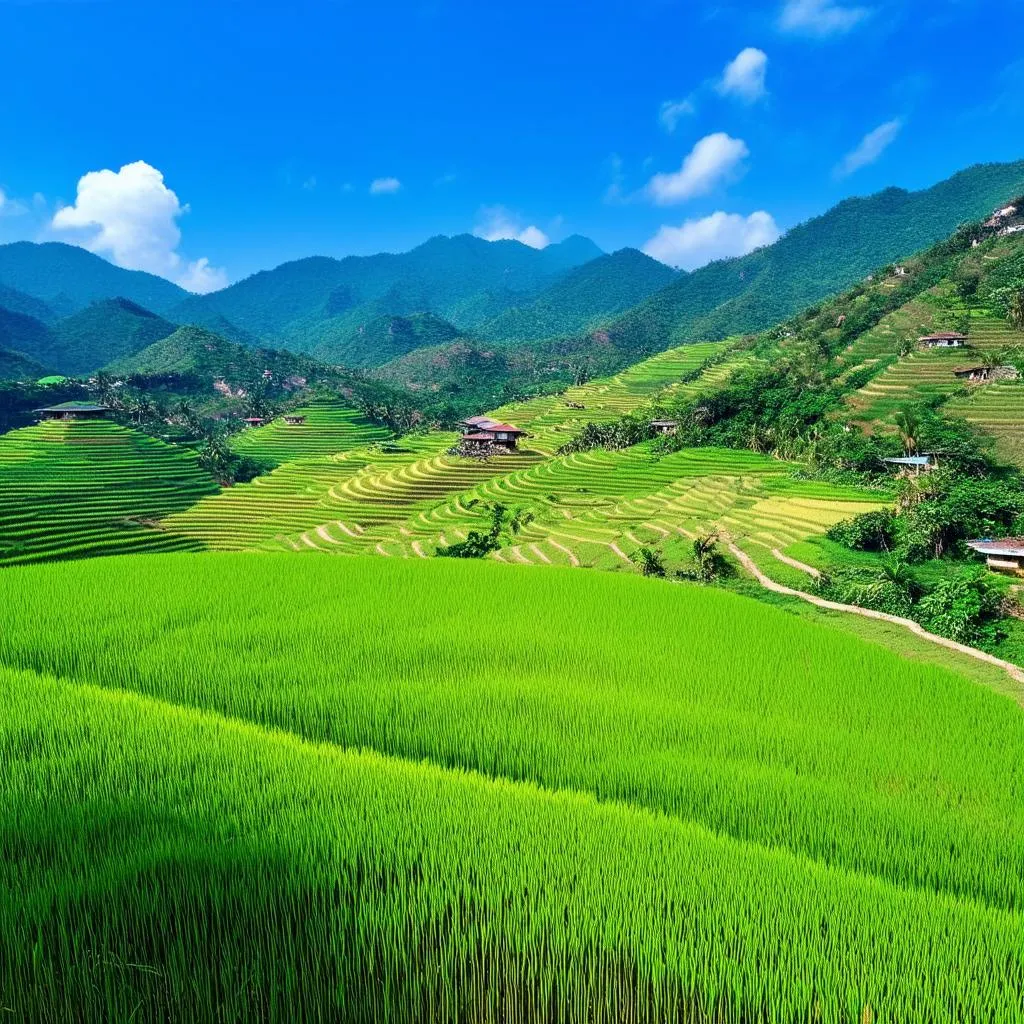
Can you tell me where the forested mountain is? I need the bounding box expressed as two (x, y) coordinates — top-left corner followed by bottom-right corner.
(170, 234), (605, 360)
(319, 312), (467, 367)
(585, 160), (1024, 362)
(0, 242), (188, 316)
(0, 346), (44, 381)
(477, 248), (677, 343)
(0, 284), (56, 323)
(0, 307), (53, 371)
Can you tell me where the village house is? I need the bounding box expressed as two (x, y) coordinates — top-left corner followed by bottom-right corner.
(650, 419), (679, 435)
(918, 332), (967, 349)
(459, 416), (526, 450)
(283, 414), (307, 425)
(953, 365), (1020, 383)
(966, 538), (1024, 575)
(242, 416), (267, 428)
(35, 402), (109, 422)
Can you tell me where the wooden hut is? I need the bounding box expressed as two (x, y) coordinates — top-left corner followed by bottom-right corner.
(283, 414), (307, 425)
(650, 419), (679, 435)
(966, 538), (1024, 575)
(918, 332), (967, 350)
(35, 402), (108, 421)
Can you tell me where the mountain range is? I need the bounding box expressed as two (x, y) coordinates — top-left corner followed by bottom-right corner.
(1, 159), (1022, 394)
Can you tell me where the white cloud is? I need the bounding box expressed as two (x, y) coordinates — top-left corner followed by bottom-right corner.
(659, 97), (696, 133)
(369, 176), (401, 195)
(779, 0), (870, 36)
(834, 119), (902, 177)
(49, 161), (227, 293)
(718, 48), (768, 102)
(643, 211), (781, 270)
(0, 188), (28, 218)
(474, 206), (550, 249)
(645, 133), (749, 205)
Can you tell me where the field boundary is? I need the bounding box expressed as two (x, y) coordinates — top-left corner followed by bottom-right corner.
(728, 541), (1024, 694)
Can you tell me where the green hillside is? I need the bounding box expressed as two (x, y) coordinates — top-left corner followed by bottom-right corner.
(0, 241), (188, 316)
(0, 418), (219, 566)
(0, 306), (52, 369)
(0, 283), (56, 321)
(170, 234), (604, 357)
(0, 346), (45, 380)
(1, 555), (1021, 1020)
(41, 297), (177, 374)
(318, 311), (467, 367)
(478, 247), (677, 343)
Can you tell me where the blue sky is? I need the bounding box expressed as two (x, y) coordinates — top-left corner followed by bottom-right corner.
(1, 0), (1022, 290)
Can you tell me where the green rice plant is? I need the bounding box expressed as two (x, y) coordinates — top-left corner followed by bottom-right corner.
(0, 555), (1021, 1021)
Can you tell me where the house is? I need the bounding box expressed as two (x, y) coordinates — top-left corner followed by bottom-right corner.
(918, 332), (967, 349)
(35, 402), (108, 421)
(882, 454), (935, 475)
(966, 538), (1024, 575)
(283, 414), (307, 425)
(460, 415), (500, 434)
(953, 365), (1020, 383)
(459, 418), (526, 450)
(242, 416), (266, 427)
(650, 419), (679, 435)
(893, 266), (908, 277)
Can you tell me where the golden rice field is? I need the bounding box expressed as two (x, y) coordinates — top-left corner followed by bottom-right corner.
(1, 555), (1022, 1021)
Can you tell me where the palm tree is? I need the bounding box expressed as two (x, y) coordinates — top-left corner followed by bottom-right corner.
(893, 407), (920, 456)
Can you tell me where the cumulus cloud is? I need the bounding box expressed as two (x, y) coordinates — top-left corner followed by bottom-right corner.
(659, 97), (696, 133)
(643, 211), (780, 270)
(50, 161), (227, 293)
(779, 0), (870, 36)
(834, 119), (902, 177)
(369, 176), (402, 195)
(645, 133), (749, 205)
(718, 48), (768, 102)
(474, 206), (550, 249)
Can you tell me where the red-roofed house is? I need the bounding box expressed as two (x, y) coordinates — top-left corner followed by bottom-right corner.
(459, 418), (526, 450)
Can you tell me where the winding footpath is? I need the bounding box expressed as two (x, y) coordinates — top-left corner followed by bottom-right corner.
(728, 541), (1024, 691)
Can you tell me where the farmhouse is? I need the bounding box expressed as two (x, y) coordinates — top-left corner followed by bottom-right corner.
(953, 365), (1020, 382)
(35, 402), (108, 421)
(283, 414), (307, 425)
(243, 416), (267, 427)
(882, 454), (935, 475)
(966, 538), (1024, 575)
(918, 332), (967, 349)
(458, 416), (526, 450)
(650, 419), (679, 435)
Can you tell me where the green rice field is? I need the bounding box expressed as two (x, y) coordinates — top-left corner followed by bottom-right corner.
(1, 554), (1022, 1021)
(0, 419), (219, 567)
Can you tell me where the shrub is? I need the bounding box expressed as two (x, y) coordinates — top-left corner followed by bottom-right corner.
(827, 510), (897, 552)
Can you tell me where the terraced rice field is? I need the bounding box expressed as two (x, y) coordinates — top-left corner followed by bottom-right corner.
(2, 555), (1021, 1021)
(275, 445), (882, 569)
(847, 346), (971, 421)
(946, 380), (1024, 466)
(487, 341), (732, 453)
(231, 399), (392, 466)
(0, 419), (218, 566)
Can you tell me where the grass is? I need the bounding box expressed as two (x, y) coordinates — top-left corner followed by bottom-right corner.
(0, 554), (1022, 1020)
(0, 419), (218, 566)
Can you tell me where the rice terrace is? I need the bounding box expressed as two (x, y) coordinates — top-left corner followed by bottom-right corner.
(3, 5), (1024, 1021)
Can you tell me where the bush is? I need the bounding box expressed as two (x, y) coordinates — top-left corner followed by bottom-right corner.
(917, 571), (1005, 645)
(827, 510), (897, 552)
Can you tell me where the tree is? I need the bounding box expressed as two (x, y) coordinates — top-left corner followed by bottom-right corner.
(630, 547), (666, 577)
(691, 533), (726, 582)
(893, 406), (920, 456)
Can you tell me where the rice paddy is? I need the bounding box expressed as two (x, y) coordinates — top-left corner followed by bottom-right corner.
(0, 419), (219, 566)
(1, 554), (1022, 1021)
(231, 399), (392, 466)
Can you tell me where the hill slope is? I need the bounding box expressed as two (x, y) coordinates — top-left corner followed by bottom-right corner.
(171, 233), (604, 358)
(0, 241), (189, 316)
(478, 248), (677, 343)
(0, 346), (45, 380)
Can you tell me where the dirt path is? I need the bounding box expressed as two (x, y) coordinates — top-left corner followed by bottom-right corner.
(530, 544), (552, 564)
(728, 541), (1024, 686)
(770, 547), (821, 578)
(315, 525), (341, 545)
(411, 541), (428, 559)
(546, 537), (580, 567)
(608, 541), (632, 564)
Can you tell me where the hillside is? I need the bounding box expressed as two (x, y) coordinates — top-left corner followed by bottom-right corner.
(0, 241), (189, 316)
(314, 311), (467, 367)
(0, 346), (45, 380)
(171, 233), (604, 357)
(41, 298), (177, 374)
(477, 248), (677, 343)
(0, 306), (52, 370)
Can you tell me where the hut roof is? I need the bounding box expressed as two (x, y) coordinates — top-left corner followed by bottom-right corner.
(918, 332), (967, 342)
(883, 455), (933, 467)
(481, 423), (524, 434)
(34, 402), (107, 413)
(967, 538), (1024, 557)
